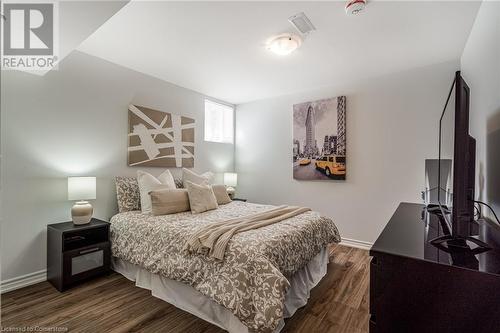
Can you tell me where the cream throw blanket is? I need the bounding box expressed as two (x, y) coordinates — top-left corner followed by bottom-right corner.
(185, 205), (311, 260)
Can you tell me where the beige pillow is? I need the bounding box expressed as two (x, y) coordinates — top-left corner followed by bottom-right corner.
(185, 181), (218, 214)
(182, 168), (214, 188)
(137, 170), (176, 213)
(150, 189), (190, 216)
(212, 185), (232, 205)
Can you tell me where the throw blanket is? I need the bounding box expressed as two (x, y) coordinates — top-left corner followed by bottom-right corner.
(110, 202), (341, 332)
(186, 205), (311, 259)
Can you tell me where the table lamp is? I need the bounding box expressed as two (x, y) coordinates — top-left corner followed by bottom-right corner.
(68, 177), (96, 225)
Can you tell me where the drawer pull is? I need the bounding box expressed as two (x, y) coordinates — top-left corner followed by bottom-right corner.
(65, 235), (85, 242)
(79, 247), (100, 255)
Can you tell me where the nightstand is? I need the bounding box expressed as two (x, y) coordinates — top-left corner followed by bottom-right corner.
(232, 198), (247, 202)
(47, 218), (110, 292)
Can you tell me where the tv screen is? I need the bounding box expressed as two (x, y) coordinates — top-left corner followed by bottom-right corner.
(437, 71), (475, 238)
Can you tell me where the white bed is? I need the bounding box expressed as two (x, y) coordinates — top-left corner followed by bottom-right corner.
(112, 247), (329, 333)
(109, 200), (341, 332)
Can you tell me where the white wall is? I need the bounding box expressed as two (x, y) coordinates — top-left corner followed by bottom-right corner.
(0, 51), (234, 281)
(235, 60), (459, 244)
(461, 1), (500, 216)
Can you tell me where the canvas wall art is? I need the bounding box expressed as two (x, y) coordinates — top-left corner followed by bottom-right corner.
(128, 104), (195, 167)
(293, 96), (346, 180)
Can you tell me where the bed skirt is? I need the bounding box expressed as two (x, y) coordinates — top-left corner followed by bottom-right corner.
(112, 247), (329, 333)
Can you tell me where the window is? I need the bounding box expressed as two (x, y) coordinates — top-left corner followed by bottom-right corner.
(204, 99), (234, 143)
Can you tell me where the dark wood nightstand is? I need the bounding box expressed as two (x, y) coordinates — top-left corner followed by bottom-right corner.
(232, 198), (247, 202)
(47, 218), (111, 292)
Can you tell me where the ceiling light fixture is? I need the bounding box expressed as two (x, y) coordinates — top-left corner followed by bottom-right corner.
(266, 33), (302, 56)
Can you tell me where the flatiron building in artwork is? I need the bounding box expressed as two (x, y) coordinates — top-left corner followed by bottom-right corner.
(304, 106), (317, 157)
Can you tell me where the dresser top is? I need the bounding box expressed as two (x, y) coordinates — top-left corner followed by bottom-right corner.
(371, 202), (500, 277)
(47, 218), (109, 233)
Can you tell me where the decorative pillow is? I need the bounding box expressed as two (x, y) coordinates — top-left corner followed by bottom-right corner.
(212, 185), (232, 205)
(185, 181), (218, 214)
(150, 189), (190, 216)
(156, 169), (177, 189)
(182, 168), (214, 188)
(115, 177), (141, 212)
(137, 170), (176, 213)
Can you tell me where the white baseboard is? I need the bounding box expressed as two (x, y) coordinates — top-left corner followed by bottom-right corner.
(1, 270), (47, 294)
(340, 237), (373, 250)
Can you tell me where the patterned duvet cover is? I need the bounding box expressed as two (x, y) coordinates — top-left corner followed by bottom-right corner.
(110, 201), (341, 332)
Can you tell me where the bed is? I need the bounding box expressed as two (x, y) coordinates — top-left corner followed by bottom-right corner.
(110, 200), (341, 333)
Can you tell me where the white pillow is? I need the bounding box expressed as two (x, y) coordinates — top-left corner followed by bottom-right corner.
(137, 170), (176, 213)
(157, 170), (177, 188)
(182, 168), (214, 188)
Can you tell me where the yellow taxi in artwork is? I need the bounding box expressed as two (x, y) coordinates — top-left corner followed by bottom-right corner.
(315, 155), (346, 177)
(299, 158), (311, 166)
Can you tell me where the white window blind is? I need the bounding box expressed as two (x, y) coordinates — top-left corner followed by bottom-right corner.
(204, 99), (234, 143)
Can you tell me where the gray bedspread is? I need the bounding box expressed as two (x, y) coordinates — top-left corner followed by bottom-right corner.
(110, 201), (341, 332)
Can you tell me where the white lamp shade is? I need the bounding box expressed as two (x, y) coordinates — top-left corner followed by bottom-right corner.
(223, 173), (238, 187)
(68, 177), (96, 200)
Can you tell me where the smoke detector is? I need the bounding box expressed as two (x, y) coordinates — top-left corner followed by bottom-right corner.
(288, 12), (316, 35)
(266, 33), (302, 56)
(345, 0), (367, 15)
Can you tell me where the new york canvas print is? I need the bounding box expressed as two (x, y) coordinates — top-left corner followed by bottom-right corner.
(293, 96), (346, 180)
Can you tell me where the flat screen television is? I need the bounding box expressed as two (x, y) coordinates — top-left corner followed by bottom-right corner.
(434, 71), (490, 252)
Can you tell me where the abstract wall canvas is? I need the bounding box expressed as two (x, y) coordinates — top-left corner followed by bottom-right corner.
(128, 104), (195, 167)
(293, 96), (346, 180)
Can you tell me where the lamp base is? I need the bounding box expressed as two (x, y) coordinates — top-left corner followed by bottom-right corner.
(226, 186), (236, 199)
(71, 201), (93, 225)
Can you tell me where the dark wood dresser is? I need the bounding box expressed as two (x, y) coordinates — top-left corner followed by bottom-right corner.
(370, 202), (500, 333)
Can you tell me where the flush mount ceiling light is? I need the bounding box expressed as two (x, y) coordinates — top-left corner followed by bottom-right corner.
(266, 33), (302, 56)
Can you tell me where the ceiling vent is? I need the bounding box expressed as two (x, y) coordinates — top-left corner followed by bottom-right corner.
(288, 12), (316, 35)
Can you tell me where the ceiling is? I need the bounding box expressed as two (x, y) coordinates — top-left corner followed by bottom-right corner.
(34, 1), (128, 76)
(78, 1), (480, 104)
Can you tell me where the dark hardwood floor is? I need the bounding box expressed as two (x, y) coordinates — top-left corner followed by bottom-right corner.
(1, 245), (370, 333)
